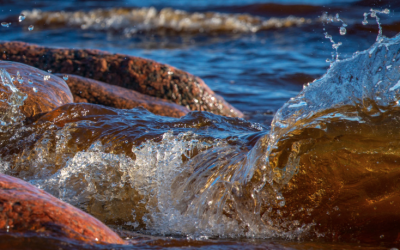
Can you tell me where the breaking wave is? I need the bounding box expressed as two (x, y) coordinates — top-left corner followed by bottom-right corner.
(1, 9), (400, 245)
(21, 7), (312, 35)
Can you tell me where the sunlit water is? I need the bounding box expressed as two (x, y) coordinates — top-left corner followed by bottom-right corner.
(1, 0), (400, 249)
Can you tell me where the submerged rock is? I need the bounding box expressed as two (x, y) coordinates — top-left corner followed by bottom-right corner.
(0, 60), (73, 123)
(0, 41), (243, 118)
(57, 74), (189, 118)
(0, 173), (125, 245)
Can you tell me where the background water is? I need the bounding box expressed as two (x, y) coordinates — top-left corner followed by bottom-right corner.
(2, 0), (399, 127)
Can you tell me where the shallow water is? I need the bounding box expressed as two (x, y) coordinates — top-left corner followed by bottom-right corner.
(1, 0), (400, 249)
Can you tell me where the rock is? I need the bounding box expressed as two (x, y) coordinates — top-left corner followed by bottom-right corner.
(0, 41), (243, 118)
(56, 74), (189, 118)
(0, 173), (125, 245)
(0, 60), (73, 123)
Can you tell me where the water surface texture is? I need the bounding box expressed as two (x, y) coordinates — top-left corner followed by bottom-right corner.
(1, 0), (400, 249)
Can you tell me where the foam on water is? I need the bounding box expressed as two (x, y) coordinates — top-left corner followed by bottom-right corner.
(21, 8), (312, 35)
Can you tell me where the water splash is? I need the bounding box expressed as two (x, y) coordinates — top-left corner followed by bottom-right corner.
(362, 8), (390, 42)
(1, 22), (11, 28)
(18, 14), (25, 22)
(321, 12), (348, 63)
(0, 68), (27, 126)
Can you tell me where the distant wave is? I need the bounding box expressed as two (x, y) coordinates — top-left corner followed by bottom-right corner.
(21, 7), (312, 35)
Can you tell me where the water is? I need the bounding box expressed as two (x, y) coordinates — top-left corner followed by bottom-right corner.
(1, 0), (400, 249)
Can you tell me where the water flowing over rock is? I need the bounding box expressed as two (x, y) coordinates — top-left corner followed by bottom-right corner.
(0, 61), (73, 123)
(0, 173), (125, 245)
(2, 21), (400, 250)
(57, 74), (189, 118)
(0, 41), (243, 118)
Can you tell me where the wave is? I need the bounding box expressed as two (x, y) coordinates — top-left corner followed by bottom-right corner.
(2, 10), (400, 246)
(21, 7), (312, 35)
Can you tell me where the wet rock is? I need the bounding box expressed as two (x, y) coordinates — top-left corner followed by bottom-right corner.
(0, 41), (243, 118)
(56, 74), (189, 118)
(0, 60), (73, 122)
(0, 173), (125, 245)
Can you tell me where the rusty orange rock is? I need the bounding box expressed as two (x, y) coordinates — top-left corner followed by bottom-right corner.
(0, 60), (73, 122)
(0, 41), (243, 118)
(57, 74), (189, 118)
(0, 173), (125, 245)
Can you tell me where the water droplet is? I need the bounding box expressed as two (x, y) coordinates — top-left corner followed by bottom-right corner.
(43, 75), (50, 81)
(279, 200), (285, 207)
(18, 14), (25, 22)
(28, 25), (34, 31)
(1, 22), (10, 28)
(371, 11), (376, 18)
(47, 69), (52, 73)
(383, 8), (390, 14)
(380, 235), (384, 239)
(63, 75), (68, 80)
(32, 87), (37, 93)
(362, 20), (368, 25)
(326, 58), (331, 63)
(339, 26), (346, 35)
(28, 79), (33, 84)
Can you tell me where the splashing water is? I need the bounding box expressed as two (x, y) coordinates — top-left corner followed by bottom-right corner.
(1, 22), (11, 28)
(0, 68), (27, 127)
(362, 8), (390, 42)
(321, 12), (348, 63)
(1, 7), (400, 246)
(18, 14), (25, 22)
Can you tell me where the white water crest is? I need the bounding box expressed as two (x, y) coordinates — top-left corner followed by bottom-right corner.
(22, 7), (311, 35)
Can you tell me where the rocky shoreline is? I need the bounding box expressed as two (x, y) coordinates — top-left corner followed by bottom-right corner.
(0, 41), (243, 118)
(0, 42), (244, 247)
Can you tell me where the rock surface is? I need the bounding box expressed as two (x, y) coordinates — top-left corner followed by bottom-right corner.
(57, 74), (189, 118)
(0, 41), (243, 118)
(0, 60), (73, 122)
(0, 173), (125, 245)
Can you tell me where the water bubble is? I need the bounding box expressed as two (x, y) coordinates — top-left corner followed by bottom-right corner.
(18, 14), (25, 22)
(32, 87), (37, 93)
(1, 22), (10, 28)
(28, 79), (33, 84)
(339, 27), (346, 35)
(380, 235), (384, 239)
(63, 75), (68, 80)
(362, 20), (368, 25)
(326, 58), (331, 63)
(48, 69), (52, 73)
(279, 200), (285, 207)
(383, 8), (390, 14)
(28, 25), (34, 31)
